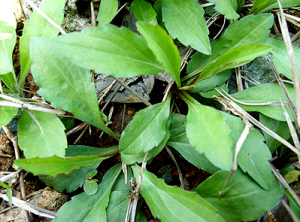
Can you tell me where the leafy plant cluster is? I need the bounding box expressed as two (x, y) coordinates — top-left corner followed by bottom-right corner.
(1, 0), (300, 221)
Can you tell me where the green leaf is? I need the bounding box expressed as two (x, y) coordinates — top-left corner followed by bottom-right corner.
(132, 165), (225, 222)
(97, 0), (118, 26)
(221, 112), (274, 190)
(162, 0), (211, 55)
(197, 44), (272, 82)
(0, 5), (16, 75)
(0, 105), (18, 128)
(194, 168), (283, 222)
(18, 110), (67, 158)
(106, 167), (132, 222)
(121, 130), (169, 164)
(14, 155), (110, 177)
(53, 164), (122, 222)
(284, 170), (300, 184)
(207, 0), (240, 20)
(19, 0), (65, 87)
(39, 145), (117, 192)
(231, 83), (295, 121)
(120, 96), (171, 155)
(48, 25), (163, 77)
(267, 38), (300, 81)
(167, 114), (219, 174)
(260, 114), (291, 153)
(30, 37), (118, 139)
(84, 180), (98, 195)
(250, 0), (300, 14)
(130, 0), (158, 25)
(199, 84), (229, 99)
(186, 103), (232, 170)
(210, 14), (273, 61)
(136, 22), (181, 87)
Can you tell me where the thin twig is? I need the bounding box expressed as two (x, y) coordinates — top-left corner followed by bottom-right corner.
(0, 193), (56, 219)
(18, 0), (27, 20)
(0, 169), (22, 183)
(282, 200), (300, 222)
(24, 0), (66, 34)
(166, 146), (185, 190)
(90, 1), (96, 27)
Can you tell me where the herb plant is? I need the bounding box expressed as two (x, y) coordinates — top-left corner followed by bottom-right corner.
(1, 0), (300, 221)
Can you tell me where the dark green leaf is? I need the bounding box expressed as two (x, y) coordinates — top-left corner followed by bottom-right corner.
(194, 168), (283, 222)
(48, 25), (163, 77)
(131, 0), (158, 25)
(97, 0), (118, 26)
(207, 0), (239, 20)
(19, 0), (65, 87)
(120, 96), (171, 155)
(186, 103), (233, 170)
(132, 165), (225, 222)
(14, 155), (109, 177)
(162, 0), (211, 54)
(285, 189), (300, 220)
(106, 168), (132, 222)
(30, 37), (118, 139)
(18, 110), (67, 158)
(137, 22), (181, 87)
(231, 83), (295, 121)
(260, 114), (291, 153)
(53, 164), (122, 222)
(0, 73), (17, 93)
(167, 114), (219, 174)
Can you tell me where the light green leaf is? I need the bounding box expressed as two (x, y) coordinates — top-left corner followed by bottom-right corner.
(53, 164), (122, 222)
(194, 168), (283, 222)
(197, 44), (272, 82)
(97, 0), (118, 26)
(207, 0), (239, 20)
(19, 0), (65, 87)
(84, 180), (98, 195)
(221, 112), (275, 190)
(167, 114), (219, 174)
(260, 114), (291, 153)
(137, 22), (181, 87)
(0, 72), (17, 92)
(250, 0), (300, 14)
(18, 110), (67, 158)
(186, 103), (233, 170)
(39, 145), (117, 193)
(132, 165), (225, 222)
(211, 14), (273, 61)
(14, 155), (110, 177)
(0, 104), (18, 128)
(0, 4), (16, 75)
(267, 38), (300, 81)
(30, 37), (118, 139)
(120, 96), (171, 155)
(231, 83), (295, 121)
(48, 25), (163, 77)
(162, 0), (211, 55)
(130, 0), (158, 25)
(121, 131), (169, 164)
